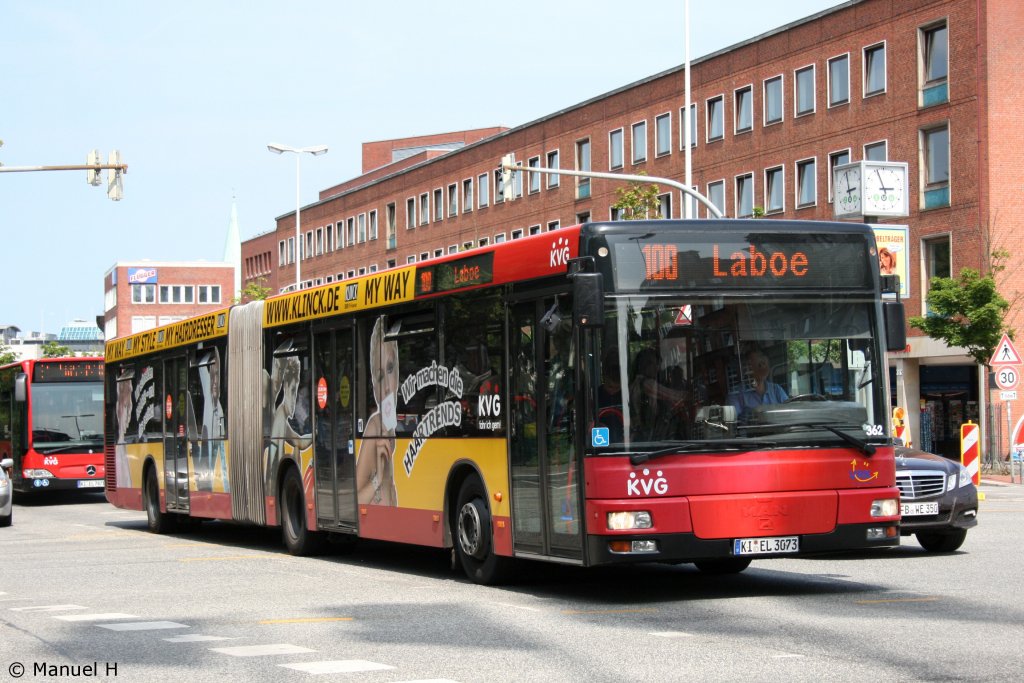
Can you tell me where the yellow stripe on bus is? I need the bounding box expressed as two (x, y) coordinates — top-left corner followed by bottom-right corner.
(262, 266), (417, 328)
(106, 309), (230, 361)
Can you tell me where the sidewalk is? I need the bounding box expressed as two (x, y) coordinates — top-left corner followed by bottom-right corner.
(981, 473), (1019, 486)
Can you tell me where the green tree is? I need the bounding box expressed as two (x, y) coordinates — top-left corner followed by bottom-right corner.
(41, 341), (73, 358)
(234, 277), (271, 304)
(0, 341), (16, 365)
(909, 249), (1013, 366)
(611, 177), (662, 220)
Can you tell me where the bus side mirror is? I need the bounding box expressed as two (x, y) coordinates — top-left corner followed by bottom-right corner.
(573, 272), (604, 328)
(884, 301), (906, 352)
(14, 373), (27, 402)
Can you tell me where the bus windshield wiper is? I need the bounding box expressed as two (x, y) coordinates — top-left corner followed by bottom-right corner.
(774, 422), (877, 455)
(630, 439), (778, 466)
(37, 442), (103, 455)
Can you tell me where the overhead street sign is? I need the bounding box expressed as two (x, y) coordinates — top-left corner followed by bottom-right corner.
(990, 333), (1023, 366)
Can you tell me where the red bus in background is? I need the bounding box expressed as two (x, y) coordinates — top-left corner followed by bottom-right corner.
(0, 357), (106, 493)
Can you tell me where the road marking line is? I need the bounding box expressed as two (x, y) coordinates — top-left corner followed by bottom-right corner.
(562, 608), (658, 615)
(164, 634), (237, 643)
(98, 621), (189, 631)
(772, 654), (806, 659)
(390, 680), (461, 683)
(854, 597), (940, 604)
(279, 660), (394, 674)
(55, 613), (138, 622)
(11, 605), (87, 612)
(259, 617), (353, 624)
(493, 602), (542, 612)
(650, 631), (693, 638)
(211, 644), (315, 657)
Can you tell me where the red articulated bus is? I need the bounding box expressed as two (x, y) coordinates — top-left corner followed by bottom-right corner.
(104, 220), (905, 583)
(0, 357), (106, 493)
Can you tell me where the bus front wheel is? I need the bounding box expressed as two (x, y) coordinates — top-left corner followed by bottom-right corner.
(454, 476), (513, 585)
(280, 466), (325, 556)
(144, 468), (176, 534)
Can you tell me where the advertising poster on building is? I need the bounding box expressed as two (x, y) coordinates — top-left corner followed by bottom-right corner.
(871, 225), (908, 298)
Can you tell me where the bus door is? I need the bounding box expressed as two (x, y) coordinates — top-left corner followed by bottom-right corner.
(508, 296), (582, 561)
(312, 326), (357, 532)
(162, 356), (190, 513)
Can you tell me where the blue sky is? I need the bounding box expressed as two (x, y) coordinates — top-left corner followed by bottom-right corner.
(0, 0), (844, 335)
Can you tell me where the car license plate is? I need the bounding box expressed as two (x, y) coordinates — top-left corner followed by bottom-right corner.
(733, 536), (799, 555)
(901, 501), (939, 516)
(77, 480), (104, 489)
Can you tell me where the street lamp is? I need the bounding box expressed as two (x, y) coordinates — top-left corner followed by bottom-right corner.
(267, 142), (328, 290)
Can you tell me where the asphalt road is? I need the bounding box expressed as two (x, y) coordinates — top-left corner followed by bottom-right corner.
(2, 485), (1023, 682)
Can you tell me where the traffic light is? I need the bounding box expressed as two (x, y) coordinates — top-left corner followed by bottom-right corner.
(87, 150), (102, 186)
(500, 153), (515, 202)
(107, 150), (123, 201)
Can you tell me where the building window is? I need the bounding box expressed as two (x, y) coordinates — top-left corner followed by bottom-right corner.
(828, 54), (850, 106)
(419, 193), (429, 225)
(609, 128), (624, 169)
(406, 197), (416, 229)
(387, 259), (396, 269)
(513, 163), (524, 198)
(864, 42), (887, 96)
(419, 253), (428, 263)
(527, 156), (540, 194)
(433, 188), (443, 220)
(197, 285), (221, 304)
(765, 166), (784, 214)
(657, 193), (672, 219)
(528, 225), (541, 236)
(864, 140), (888, 161)
(435, 248), (445, 258)
(463, 178), (474, 211)
(357, 213), (367, 243)
(347, 270), (355, 279)
(576, 211), (591, 224)
(287, 236), (295, 263)
(735, 173), (754, 218)
(369, 211), (379, 241)
(547, 220), (560, 231)
(447, 183), (458, 217)
(707, 95), (724, 141)
(679, 103), (697, 149)
(920, 22), (949, 106)
(478, 173), (489, 207)
(734, 86), (752, 133)
(448, 244), (458, 254)
(406, 255), (416, 265)
(610, 206), (623, 221)
(921, 124), (950, 209)
(576, 138), (591, 199)
(707, 180), (725, 217)
(764, 76), (783, 125)
(385, 204), (396, 249)
(305, 232), (313, 260)
(511, 229), (524, 240)
(346, 218), (355, 247)
(655, 113), (671, 156)
(326, 224), (335, 252)
(131, 284), (155, 304)
(796, 158), (817, 208)
(631, 121), (647, 163)
(795, 65), (815, 116)
(159, 285), (194, 304)
(828, 150), (851, 202)
(494, 233), (506, 244)
(546, 150), (560, 188)
(315, 227), (323, 256)
(923, 235), (952, 315)
(278, 240), (286, 266)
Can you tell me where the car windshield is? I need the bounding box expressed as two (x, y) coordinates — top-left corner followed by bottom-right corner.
(30, 382), (105, 451)
(589, 295), (888, 452)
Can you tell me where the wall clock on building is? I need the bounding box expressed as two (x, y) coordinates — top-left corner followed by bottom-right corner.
(862, 161), (909, 217)
(832, 162), (862, 219)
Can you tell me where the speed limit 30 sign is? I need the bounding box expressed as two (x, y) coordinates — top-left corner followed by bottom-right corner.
(995, 367), (1019, 390)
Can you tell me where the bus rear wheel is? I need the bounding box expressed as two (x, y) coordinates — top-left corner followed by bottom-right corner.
(280, 466), (325, 556)
(454, 476), (513, 585)
(144, 468), (177, 534)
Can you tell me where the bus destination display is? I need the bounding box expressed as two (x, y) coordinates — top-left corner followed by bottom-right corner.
(33, 361), (104, 383)
(607, 232), (872, 291)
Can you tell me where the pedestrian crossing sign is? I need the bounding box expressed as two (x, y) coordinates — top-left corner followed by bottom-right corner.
(989, 333), (1022, 366)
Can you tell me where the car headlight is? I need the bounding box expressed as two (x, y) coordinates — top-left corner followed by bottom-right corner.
(958, 465), (972, 488)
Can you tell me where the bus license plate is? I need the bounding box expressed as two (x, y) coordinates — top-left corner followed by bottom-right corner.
(77, 480), (104, 489)
(901, 502), (939, 516)
(734, 536), (799, 555)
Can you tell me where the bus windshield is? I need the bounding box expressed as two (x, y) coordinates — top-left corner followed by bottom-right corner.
(591, 295), (887, 452)
(30, 382), (104, 452)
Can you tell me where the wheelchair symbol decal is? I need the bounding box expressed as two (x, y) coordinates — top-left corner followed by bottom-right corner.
(592, 427), (610, 447)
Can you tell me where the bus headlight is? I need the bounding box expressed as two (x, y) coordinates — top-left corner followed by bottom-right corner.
(607, 510), (653, 530)
(870, 498), (898, 517)
(23, 469), (55, 479)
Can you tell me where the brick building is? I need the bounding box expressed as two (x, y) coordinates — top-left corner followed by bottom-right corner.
(242, 0), (1024, 459)
(103, 261), (235, 340)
